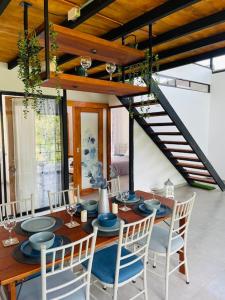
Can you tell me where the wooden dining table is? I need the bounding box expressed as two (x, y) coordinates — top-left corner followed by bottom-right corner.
(0, 190), (185, 300)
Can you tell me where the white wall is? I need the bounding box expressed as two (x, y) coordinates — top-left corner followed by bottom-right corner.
(109, 97), (185, 189)
(208, 72), (225, 179)
(159, 64), (211, 155)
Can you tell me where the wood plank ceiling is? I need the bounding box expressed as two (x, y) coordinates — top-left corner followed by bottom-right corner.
(1, 0), (225, 77)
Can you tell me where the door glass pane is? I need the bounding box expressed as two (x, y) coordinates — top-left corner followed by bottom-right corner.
(2, 96), (62, 210)
(81, 112), (98, 189)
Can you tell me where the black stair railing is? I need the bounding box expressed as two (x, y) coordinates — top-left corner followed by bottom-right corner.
(118, 78), (225, 191)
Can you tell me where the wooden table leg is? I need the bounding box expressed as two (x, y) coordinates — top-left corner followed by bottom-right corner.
(9, 282), (16, 300)
(179, 217), (186, 274)
(179, 248), (186, 274)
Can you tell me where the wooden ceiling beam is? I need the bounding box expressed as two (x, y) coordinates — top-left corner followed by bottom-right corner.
(158, 32), (225, 61)
(63, 0), (200, 73)
(7, 0), (115, 70)
(0, 0), (10, 16)
(158, 46), (225, 72)
(101, 0), (200, 41)
(139, 9), (225, 49)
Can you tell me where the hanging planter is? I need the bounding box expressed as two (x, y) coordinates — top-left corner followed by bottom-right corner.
(17, 23), (61, 116)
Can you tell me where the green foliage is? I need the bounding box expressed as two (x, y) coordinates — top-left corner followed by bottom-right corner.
(17, 23), (61, 117)
(35, 115), (61, 163)
(18, 31), (43, 116)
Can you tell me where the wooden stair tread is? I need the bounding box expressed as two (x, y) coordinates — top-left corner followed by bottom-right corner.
(123, 100), (159, 107)
(39, 24), (145, 66)
(183, 170), (210, 177)
(160, 140), (189, 145)
(188, 175), (216, 184)
(176, 162), (206, 169)
(163, 147), (194, 153)
(171, 155), (199, 161)
(138, 111), (167, 117)
(147, 122), (174, 127)
(41, 72), (148, 96)
(153, 132), (182, 135)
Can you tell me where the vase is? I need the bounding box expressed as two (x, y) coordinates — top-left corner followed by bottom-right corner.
(98, 188), (110, 214)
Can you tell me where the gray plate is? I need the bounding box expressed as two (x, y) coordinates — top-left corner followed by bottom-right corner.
(92, 217), (122, 232)
(21, 217), (56, 233)
(115, 195), (140, 204)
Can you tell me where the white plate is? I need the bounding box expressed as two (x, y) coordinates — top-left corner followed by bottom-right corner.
(91, 217), (122, 232)
(21, 217), (56, 233)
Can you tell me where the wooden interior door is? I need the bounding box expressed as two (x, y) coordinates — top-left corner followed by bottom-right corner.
(73, 107), (103, 194)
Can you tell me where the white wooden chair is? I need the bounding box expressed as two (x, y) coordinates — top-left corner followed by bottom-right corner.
(0, 195), (35, 222)
(17, 227), (98, 300)
(84, 212), (156, 300)
(48, 186), (80, 213)
(107, 176), (121, 197)
(148, 193), (196, 300)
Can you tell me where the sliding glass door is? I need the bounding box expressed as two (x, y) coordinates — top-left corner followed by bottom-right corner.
(0, 95), (64, 211)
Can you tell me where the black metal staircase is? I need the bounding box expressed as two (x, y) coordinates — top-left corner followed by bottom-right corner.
(118, 79), (225, 191)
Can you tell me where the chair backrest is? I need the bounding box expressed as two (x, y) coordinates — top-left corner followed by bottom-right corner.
(107, 177), (120, 197)
(41, 227), (98, 300)
(168, 192), (196, 254)
(115, 211), (156, 286)
(48, 186), (80, 213)
(0, 195), (35, 222)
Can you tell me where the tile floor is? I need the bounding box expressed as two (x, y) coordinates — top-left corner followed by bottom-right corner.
(89, 185), (225, 300)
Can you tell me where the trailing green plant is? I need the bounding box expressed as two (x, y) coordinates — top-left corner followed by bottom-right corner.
(17, 23), (61, 116)
(18, 31), (43, 116)
(120, 50), (159, 119)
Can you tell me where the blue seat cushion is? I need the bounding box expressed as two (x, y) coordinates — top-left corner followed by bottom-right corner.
(149, 225), (184, 254)
(83, 244), (143, 284)
(16, 270), (86, 300)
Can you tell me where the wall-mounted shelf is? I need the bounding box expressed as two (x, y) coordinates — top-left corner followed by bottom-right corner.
(39, 24), (145, 66)
(41, 72), (148, 97)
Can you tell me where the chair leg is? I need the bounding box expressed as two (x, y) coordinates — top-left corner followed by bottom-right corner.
(86, 285), (90, 300)
(153, 252), (157, 268)
(165, 255), (170, 300)
(184, 246), (190, 284)
(113, 285), (118, 300)
(143, 268), (149, 300)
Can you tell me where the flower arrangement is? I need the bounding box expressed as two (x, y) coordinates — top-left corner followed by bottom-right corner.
(89, 162), (118, 189)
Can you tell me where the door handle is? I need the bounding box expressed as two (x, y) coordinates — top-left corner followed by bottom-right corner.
(77, 148), (80, 153)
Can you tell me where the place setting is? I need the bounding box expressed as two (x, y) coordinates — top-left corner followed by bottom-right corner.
(113, 191), (143, 211)
(75, 199), (98, 220)
(133, 198), (172, 218)
(14, 215), (64, 237)
(13, 232), (71, 265)
(83, 211), (125, 237)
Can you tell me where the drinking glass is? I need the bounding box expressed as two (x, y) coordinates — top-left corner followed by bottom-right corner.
(120, 191), (130, 212)
(66, 204), (77, 226)
(2, 215), (17, 246)
(106, 63), (116, 81)
(80, 56), (92, 77)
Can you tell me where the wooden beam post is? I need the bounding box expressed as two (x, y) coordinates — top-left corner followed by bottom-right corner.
(61, 90), (69, 190)
(44, 0), (50, 79)
(129, 101), (134, 193)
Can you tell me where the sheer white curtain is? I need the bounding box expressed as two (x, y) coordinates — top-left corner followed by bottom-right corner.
(12, 98), (37, 209)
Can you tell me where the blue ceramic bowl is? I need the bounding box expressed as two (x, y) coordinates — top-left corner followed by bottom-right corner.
(98, 213), (117, 227)
(29, 231), (55, 251)
(144, 199), (161, 211)
(82, 200), (98, 212)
